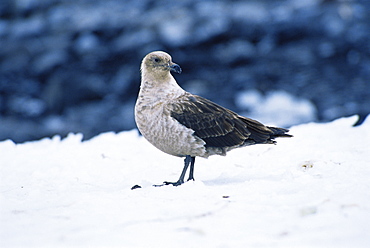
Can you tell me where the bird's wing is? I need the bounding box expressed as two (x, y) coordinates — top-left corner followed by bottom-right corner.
(169, 93), (273, 148)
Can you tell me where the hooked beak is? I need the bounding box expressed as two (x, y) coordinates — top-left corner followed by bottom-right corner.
(169, 63), (182, 74)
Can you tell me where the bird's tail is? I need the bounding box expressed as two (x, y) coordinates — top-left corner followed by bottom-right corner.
(268, 126), (293, 139)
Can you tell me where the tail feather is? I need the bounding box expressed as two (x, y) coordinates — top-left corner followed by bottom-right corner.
(239, 117), (292, 144)
(268, 126), (293, 138)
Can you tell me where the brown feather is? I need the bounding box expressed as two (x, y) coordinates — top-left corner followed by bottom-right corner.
(169, 93), (290, 149)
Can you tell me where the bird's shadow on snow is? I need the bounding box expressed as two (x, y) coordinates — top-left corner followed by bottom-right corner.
(201, 173), (283, 186)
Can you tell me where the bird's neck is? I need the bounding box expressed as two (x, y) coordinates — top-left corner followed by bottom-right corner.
(139, 73), (185, 105)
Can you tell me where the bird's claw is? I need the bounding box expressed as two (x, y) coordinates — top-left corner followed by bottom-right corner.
(153, 180), (184, 187)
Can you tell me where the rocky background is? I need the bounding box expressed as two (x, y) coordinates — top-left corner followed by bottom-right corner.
(0, 0), (369, 143)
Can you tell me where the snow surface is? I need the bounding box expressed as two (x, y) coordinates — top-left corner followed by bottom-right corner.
(1, 115), (370, 248)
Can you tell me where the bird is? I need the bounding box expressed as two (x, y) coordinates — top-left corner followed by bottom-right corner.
(135, 51), (292, 186)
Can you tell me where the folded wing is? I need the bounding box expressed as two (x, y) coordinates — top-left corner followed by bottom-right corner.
(169, 93), (289, 149)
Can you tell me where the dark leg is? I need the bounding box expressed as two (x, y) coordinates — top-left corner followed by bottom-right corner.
(154, 155), (193, 187)
(187, 156), (195, 181)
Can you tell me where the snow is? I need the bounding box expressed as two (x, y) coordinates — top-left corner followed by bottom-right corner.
(1, 115), (370, 248)
(235, 90), (317, 127)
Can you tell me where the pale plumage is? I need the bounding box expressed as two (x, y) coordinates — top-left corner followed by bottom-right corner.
(135, 51), (292, 186)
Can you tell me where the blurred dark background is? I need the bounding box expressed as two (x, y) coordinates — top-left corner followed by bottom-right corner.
(0, 0), (369, 143)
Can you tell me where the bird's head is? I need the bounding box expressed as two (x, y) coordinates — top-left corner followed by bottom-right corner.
(141, 51), (182, 77)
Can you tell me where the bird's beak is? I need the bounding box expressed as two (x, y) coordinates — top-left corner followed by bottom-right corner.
(169, 63), (182, 74)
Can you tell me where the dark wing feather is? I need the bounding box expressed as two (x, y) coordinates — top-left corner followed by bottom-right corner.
(170, 94), (280, 148)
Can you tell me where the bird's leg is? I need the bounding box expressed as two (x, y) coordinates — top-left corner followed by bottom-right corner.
(187, 156), (195, 181)
(161, 155), (192, 186)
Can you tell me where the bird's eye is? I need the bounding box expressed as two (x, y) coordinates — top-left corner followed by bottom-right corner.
(154, 58), (160, 62)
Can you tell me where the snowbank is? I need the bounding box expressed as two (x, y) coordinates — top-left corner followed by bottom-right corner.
(1, 115), (369, 248)
(235, 90), (317, 126)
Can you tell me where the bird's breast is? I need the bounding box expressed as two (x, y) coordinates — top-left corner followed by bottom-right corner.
(135, 101), (207, 158)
